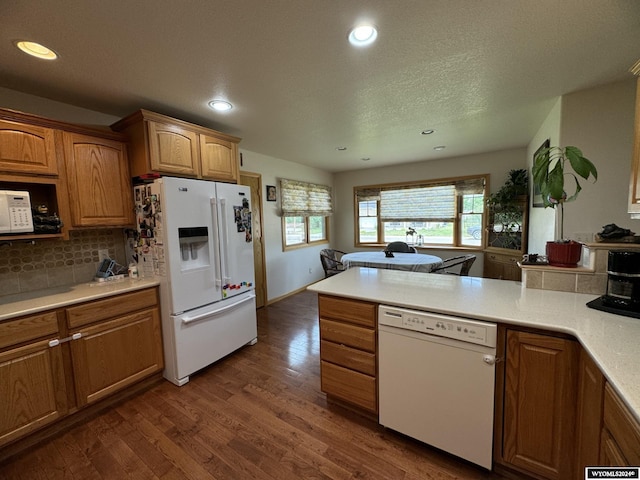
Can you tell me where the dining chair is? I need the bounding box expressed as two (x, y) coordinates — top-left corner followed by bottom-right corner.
(432, 254), (476, 276)
(385, 241), (417, 253)
(320, 249), (347, 277)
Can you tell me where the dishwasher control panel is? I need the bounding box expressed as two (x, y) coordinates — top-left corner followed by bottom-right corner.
(379, 305), (497, 347)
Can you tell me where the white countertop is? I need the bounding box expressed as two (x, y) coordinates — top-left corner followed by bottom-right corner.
(0, 277), (160, 321)
(308, 267), (640, 422)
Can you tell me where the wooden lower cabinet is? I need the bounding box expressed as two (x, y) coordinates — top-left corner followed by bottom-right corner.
(575, 348), (605, 477)
(70, 308), (163, 407)
(484, 250), (522, 281)
(601, 383), (640, 466)
(0, 339), (67, 447)
(0, 287), (163, 450)
(495, 328), (579, 480)
(318, 295), (378, 415)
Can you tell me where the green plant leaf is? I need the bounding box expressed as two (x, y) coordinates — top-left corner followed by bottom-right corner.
(547, 161), (564, 201)
(566, 146), (598, 181)
(565, 174), (582, 202)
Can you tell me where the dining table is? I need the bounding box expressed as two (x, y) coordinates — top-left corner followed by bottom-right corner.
(341, 251), (443, 273)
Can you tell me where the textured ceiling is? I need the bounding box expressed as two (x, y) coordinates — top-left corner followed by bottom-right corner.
(1, 1), (639, 172)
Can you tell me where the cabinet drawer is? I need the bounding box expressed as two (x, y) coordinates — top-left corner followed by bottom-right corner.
(603, 383), (640, 465)
(320, 360), (377, 413)
(318, 295), (376, 327)
(66, 288), (158, 329)
(0, 311), (59, 350)
(320, 319), (375, 352)
(320, 340), (375, 376)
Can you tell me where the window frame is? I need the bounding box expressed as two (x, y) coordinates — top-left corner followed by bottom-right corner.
(353, 174), (489, 249)
(282, 215), (329, 250)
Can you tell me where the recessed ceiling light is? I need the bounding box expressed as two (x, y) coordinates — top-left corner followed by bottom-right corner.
(336, 146), (347, 151)
(348, 24), (378, 47)
(421, 129), (435, 135)
(433, 146), (446, 151)
(208, 100), (233, 112)
(15, 41), (57, 60)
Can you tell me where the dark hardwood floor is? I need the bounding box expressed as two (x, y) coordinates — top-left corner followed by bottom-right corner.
(0, 290), (508, 479)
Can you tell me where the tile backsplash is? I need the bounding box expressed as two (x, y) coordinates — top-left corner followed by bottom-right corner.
(0, 229), (126, 297)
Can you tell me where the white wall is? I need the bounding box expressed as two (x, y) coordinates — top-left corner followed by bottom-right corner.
(0, 87), (120, 125)
(332, 148), (528, 277)
(527, 97), (561, 254)
(239, 150), (333, 301)
(559, 79), (639, 241)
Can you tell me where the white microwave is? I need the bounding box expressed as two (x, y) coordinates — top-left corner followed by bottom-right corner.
(0, 190), (34, 234)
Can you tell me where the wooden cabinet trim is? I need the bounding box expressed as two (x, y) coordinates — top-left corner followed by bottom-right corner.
(66, 288), (158, 329)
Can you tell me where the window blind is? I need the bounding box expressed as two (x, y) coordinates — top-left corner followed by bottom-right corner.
(380, 185), (456, 221)
(280, 178), (333, 217)
(358, 177), (485, 221)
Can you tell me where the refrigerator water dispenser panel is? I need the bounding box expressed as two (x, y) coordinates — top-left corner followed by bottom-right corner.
(178, 226), (210, 267)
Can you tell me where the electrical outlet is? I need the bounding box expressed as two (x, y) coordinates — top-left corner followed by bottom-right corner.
(308, 268), (313, 274)
(98, 249), (110, 261)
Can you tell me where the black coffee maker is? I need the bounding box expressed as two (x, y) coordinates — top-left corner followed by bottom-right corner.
(602, 250), (640, 312)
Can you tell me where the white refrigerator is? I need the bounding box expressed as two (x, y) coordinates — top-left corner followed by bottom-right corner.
(134, 176), (257, 386)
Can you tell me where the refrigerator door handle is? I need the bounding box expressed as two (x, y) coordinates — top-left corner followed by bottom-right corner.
(210, 198), (222, 288)
(219, 198), (231, 283)
(181, 293), (257, 324)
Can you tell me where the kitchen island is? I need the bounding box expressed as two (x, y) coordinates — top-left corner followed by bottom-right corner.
(309, 267), (640, 477)
(308, 267), (640, 421)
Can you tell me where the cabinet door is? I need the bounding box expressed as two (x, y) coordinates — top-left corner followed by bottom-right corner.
(575, 349), (605, 477)
(147, 120), (200, 177)
(484, 252), (521, 281)
(70, 308), (163, 407)
(502, 330), (578, 480)
(199, 133), (238, 182)
(63, 132), (134, 227)
(0, 339), (67, 447)
(628, 76), (640, 215)
(0, 120), (58, 175)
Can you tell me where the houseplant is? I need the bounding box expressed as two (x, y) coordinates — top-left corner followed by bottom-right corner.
(532, 145), (598, 267)
(486, 169), (528, 250)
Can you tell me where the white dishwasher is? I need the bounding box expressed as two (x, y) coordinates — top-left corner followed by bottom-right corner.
(378, 305), (498, 470)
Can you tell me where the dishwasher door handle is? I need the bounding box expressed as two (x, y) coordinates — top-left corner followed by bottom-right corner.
(482, 354), (497, 366)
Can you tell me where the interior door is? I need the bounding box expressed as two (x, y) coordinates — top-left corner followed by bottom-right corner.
(240, 172), (266, 308)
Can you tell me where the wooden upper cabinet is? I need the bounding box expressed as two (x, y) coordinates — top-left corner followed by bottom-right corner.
(200, 134), (238, 182)
(112, 109), (241, 183)
(62, 132), (134, 227)
(628, 61), (640, 216)
(147, 120), (200, 177)
(0, 120), (58, 175)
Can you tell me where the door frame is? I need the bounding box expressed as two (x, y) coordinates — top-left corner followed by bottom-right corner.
(239, 171), (267, 308)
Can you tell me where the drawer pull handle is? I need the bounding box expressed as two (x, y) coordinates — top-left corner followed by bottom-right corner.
(48, 332), (84, 348)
